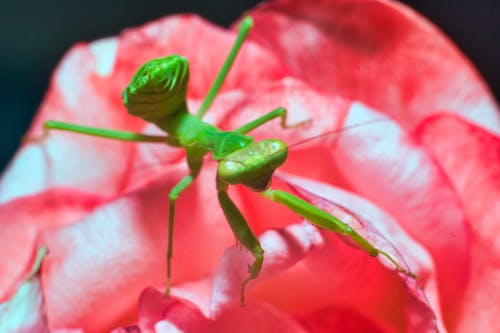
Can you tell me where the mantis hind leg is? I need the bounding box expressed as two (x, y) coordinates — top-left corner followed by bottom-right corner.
(217, 179), (264, 306)
(25, 120), (168, 143)
(234, 106), (309, 135)
(261, 188), (413, 276)
(196, 17), (253, 118)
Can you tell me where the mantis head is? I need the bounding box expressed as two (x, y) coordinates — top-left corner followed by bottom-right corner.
(122, 55), (189, 123)
(218, 139), (288, 191)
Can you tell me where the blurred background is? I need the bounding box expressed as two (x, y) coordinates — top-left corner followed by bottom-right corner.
(1, 0), (498, 172)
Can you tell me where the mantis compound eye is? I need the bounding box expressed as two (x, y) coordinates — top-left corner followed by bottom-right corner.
(122, 55), (189, 122)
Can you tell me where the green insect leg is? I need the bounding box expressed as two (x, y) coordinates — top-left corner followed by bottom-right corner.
(217, 179), (264, 306)
(234, 106), (309, 134)
(262, 189), (412, 276)
(164, 149), (205, 297)
(25, 120), (168, 143)
(164, 175), (194, 298)
(197, 16), (254, 118)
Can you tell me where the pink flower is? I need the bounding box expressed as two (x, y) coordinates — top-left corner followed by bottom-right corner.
(1, 0), (499, 332)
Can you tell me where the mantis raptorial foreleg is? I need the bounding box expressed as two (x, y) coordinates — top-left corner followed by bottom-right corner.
(216, 178), (264, 306)
(261, 189), (412, 275)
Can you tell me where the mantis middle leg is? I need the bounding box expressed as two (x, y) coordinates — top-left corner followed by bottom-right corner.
(234, 106), (309, 134)
(164, 150), (204, 297)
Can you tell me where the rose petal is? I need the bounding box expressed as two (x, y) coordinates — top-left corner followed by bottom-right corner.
(332, 103), (469, 327)
(113, 14), (288, 101)
(219, 77), (354, 190)
(110, 326), (141, 333)
(138, 287), (213, 332)
(117, 287), (309, 333)
(0, 189), (101, 300)
(247, 0), (500, 132)
(297, 306), (394, 333)
(209, 175), (441, 332)
(220, 77), (348, 143)
(126, 199), (438, 331)
(37, 163), (235, 332)
(3, 3), (494, 331)
(211, 300), (308, 333)
(0, 13), (289, 204)
(0, 38), (139, 203)
(415, 114), (500, 333)
(283, 174), (442, 332)
(0, 248), (49, 333)
(210, 221), (324, 316)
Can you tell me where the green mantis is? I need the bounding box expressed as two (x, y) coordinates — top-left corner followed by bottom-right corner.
(41, 16), (412, 305)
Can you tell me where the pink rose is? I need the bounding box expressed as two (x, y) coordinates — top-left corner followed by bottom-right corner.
(1, 0), (499, 332)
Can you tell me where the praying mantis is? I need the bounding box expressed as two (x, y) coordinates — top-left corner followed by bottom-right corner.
(40, 16), (412, 305)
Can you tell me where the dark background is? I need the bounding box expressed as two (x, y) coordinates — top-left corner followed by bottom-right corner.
(1, 0), (499, 172)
